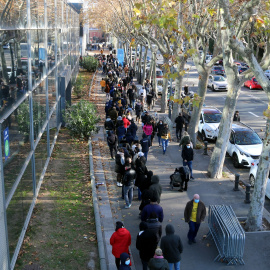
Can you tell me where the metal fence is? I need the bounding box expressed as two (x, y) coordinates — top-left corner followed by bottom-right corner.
(208, 205), (245, 265)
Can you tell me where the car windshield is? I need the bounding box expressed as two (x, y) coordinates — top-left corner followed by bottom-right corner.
(234, 130), (262, 145)
(213, 66), (223, 70)
(204, 113), (222, 123)
(156, 71), (163, 76)
(213, 76), (225, 82)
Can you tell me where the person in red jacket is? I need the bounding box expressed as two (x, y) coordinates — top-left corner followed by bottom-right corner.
(110, 221), (131, 269)
(122, 115), (131, 129)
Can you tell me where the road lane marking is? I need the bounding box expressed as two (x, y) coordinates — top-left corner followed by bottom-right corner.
(248, 112), (260, 117)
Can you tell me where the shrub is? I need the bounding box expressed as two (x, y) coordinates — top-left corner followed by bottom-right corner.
(81, 56), (98, 72)
(64, 100), (100, 139)
(72, 74), (84, 98)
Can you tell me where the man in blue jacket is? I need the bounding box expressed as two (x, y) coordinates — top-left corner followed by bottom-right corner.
(117, 122), (126, 142)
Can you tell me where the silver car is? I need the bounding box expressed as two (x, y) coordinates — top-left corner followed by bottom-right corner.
(208, 75), (228, 91)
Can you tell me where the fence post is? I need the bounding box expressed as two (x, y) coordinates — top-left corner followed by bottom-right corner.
(245, 184), (251, 203)
(234, 174), (240, 191)
(203, 141), (208, 155)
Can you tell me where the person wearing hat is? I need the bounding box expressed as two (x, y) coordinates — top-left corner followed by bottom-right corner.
(148, 175), (162, 204)
(148, 248), (169, 270)
(119, 252), (131, 270)
(160, 224), (183, 270)
(181, 140), (194, 179)
(136, 222), (158, 270)
(110, 221), (131, 269)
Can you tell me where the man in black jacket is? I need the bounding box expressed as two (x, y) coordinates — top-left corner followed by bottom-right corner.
(174, 113), (184, 141)
(136, 222), (158, 270)
(160, 224), (183, 270)
(123, 158), (136, 209)
(104, 116), (115, 132)
(181, 141), (194, 179)
(140, 133), (150, 161)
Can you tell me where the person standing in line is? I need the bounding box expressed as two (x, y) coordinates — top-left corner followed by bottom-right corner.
(136, 222), (158, 270)
(135, 101), (143, 123)
(148, 175), (162, 204)
(233, 110), (240, 121)
(143, 122), (153, 146)
(156, 120), (164, 147)
(115, 148), (125, 187)
(119, 253), (131, 270)
(160, 123), (171, 155)
(107, 131), (117, 159)
(146, 212), (162, 245)
(140, 133), (150, 161)
(123, 157), (136, 209)
(174, 113), (184, 142)
(148, 248), (169, 270)
(160, 224), (183, 270)
(184, 194), (206, 245)
(181, 140), (194, 179)
(110, 221), (131, 269)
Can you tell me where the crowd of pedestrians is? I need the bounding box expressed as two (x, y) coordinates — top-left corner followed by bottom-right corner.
(100, 53), (206, 270)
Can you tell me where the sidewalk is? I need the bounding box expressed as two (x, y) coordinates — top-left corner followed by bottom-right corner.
(90, 70), (270, 270)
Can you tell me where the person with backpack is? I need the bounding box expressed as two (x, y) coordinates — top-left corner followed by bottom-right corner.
(107, 131), (117, 159)
(160, 123), (171, 155)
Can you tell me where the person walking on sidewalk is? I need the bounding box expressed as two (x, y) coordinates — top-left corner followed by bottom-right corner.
(174, 113), (184, 142)
(184, 194), (206, 245)
(123, 158), (136, 208)
(156, 120), (164, 147)
(136, 222), (158, 270)
(140, 133), (150, 161)
(160, 224), (183, 270)
(181, 140), (194, 179)
(110, 221), (131, 269)
(148, 248), (169, 270)
(135, 101), (143, 123)
(160, 123), (171, 155)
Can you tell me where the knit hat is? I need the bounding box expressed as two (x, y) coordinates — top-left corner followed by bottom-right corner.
(117, 116), (122, 120)
(155, 248), (163, 256)
(138, 152), (144, 157)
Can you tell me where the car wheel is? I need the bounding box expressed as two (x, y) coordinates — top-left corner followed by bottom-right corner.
(249, 174), (255, 187)
(249, 85), (253, 90)
(202, 131), (207, 141)
(212, 85), (215, 91)
(232, 153), (240, 168)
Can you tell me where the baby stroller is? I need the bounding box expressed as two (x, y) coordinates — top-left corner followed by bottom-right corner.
(169, 166), (190, 191)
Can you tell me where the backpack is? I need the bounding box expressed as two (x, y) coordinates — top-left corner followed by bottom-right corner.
(107, 134), (116, 144)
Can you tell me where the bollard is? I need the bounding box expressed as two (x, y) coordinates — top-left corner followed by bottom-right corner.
(245, 184), (251, 203)
(234, 174), (240, 191)
(203, 141), (208, 155)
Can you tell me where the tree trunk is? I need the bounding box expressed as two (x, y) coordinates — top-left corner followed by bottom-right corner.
(172, 59), (185, 121)
(141, 46), (148, 85)
(148, 51), (154, 81)
(133, 43), (137, 71)
(152, 52), (157, 95)
(0, 43), (9, 83)
(188, 67), (210, 145)
(245, 118), (270, 231)
(137, 44), (143, 83)
(161, 56), (169, 113)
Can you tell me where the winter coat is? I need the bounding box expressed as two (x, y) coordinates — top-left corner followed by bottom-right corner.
(181, 145), (194, 162)
(156, 123), (164, 137)
(107, 132), (117, 147)
(136, 230), (158, 262)
(104, 119), (115, 130)
(123, 167), (136, 186)
(117, 126), (126, 138)
(143, 124), (153, 136)
(184, 200), (206, 223)
(110, 228), (131, 258)
(140, 136), (150, 153)
(148, 257), (169, 270)
(179, 135), (191, 147)
(135, 103), (142, 116)
(141, 203), (164, 223)
(128, 122), (138, 138)
(122, 117), (131, 128)
(125, 132), (134, 145)
(174, 115), (184, 129)
(146, 218), (162, 243)
(115, 152), (125, 174)
(109, 109), (118, 121)
(149, 175), (162, 204)
(119, 252), (131, 270)
(160, 224), (183, 263)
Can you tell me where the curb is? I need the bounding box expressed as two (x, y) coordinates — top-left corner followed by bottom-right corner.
(89, 138), (108, 270)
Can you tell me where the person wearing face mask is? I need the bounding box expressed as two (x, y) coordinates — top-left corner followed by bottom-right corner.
(181, 140), (194, 179)
(119, 252), (131, 270)
(184, 194), (206, 245)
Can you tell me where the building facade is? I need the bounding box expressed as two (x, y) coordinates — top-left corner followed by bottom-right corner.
(0, 1), (80, 269)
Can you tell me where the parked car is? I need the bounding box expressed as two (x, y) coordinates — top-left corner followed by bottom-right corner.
(226, 123), (263, 168)
(157, 78), (163, 95)
(249, 161), (270, 199)
(205, 55), (213, 63)
(244, 77), (262, 90)
(2, 43), (10, 49)
(207, 75), (228, 91)
(238, 66), (249, 74)
(211, 65), (225, 76)
(264, 70), (270, 79)
(198, 107), (222, 140)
